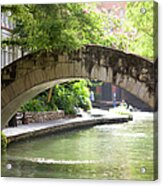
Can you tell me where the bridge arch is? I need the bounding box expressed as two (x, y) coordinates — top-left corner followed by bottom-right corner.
(1, 45), (157, 127)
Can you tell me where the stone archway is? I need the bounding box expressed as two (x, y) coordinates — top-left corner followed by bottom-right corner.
(1, 45), (157, 127)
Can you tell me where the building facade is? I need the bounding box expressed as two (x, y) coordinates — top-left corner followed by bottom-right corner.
(1, 12), (22, 68)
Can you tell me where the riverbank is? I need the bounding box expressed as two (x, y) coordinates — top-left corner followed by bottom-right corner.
(3, 110), (130, 145)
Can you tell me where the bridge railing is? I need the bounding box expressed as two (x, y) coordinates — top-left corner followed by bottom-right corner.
(1, 46), (26, 69)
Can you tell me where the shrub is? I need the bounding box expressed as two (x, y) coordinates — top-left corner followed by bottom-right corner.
(21, 99), (45, 112)
(20, 80), (92, 115)
(79, 97), (92, 111)
(1, 132), (7, 151)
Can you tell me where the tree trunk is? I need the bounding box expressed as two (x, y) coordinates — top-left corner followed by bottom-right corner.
(47, 88), (53, 103)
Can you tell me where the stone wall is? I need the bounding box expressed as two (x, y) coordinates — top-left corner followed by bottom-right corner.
(24, 110), (65, 123)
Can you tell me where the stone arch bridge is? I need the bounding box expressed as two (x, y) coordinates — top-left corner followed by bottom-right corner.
(1, 45), (157, 127)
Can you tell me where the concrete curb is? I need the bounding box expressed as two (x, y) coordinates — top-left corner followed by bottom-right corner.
(4, 116), (130, 145)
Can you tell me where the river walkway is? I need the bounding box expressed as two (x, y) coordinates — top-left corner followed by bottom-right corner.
(3, 109), (130, 144)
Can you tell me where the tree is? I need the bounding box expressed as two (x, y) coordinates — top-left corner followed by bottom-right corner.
(2, 2), (157, 59)
(125, 1), (158, 60)
(2, 4), (107, 52)
(97, 1), (158, 60)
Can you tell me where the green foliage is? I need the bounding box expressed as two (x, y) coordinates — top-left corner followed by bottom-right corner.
(20, 94), (58, 112)
(20, 80), (92, 115)
(53, 84), (77, 114)
(2, 2), (157, 60)
(126, 1), (158, 60)
(100, 1), (158, 60)
(2, 4), (107, 52)
(86, 80), (103, 88)
(1, 132), (7, 151)
(21, 99), (44, 112)
(52, 80), (92, 114)
(72, 80), (92, 111)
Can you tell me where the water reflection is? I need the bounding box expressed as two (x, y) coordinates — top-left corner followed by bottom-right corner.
(2, 112), (156, 180)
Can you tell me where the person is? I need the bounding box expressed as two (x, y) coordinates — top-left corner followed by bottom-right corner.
(120, 99), (128, 109)
(128, 104), (134, 112)
(8, 114), (17, 127)
(22, 112), (29, 124)
(113, 92), (116, 108)
(90, 90), (95, 103)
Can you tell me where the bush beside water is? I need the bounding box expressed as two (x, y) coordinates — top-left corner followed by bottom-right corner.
(1, 132), (7, 151)
(20, 80), (92, 115)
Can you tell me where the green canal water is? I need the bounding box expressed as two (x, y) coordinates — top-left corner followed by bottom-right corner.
(1, 113), (157, 180)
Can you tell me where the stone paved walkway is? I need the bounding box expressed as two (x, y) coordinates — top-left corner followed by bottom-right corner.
(2, 109), (129, 143)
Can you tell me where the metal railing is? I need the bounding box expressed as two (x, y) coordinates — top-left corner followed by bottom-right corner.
(1, 47), (23, 69)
